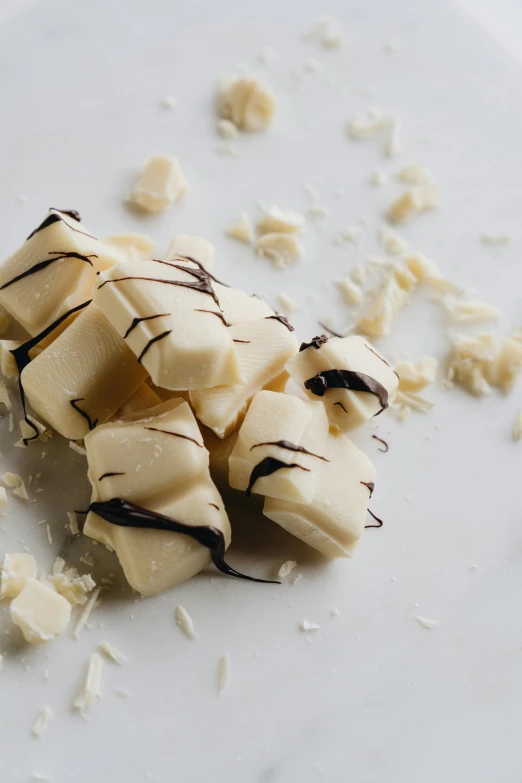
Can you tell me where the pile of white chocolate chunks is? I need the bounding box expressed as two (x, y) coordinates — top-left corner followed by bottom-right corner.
(0, 209), (398, 596)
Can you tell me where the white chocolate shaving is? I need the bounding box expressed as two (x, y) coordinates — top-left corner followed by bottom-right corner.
(512, 409), (522, 442)
(1, 553), (37, 599)
(73, 587), (101, 639)
(99, 641), (127, 665)
(217, 75), (275, 132)
(415, 616), (438, 629)
(175, 605), (197, 640)
(226, 213), (255, 244)
(278, 560), (297, 578)
(31, 706), (54, 738)
(218, 653), (230, 693)
(257, 205), (304, 235)
(299, 620), (320, 631)
(74, 652), (103, 712)
(255, 232), (303, 269)
(386, 186), (438, 225)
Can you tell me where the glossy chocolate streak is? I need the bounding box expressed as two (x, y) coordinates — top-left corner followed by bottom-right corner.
(152, 260), (221, 306)
(233, 339), (251, 344)
(300, 335), (329, 352)
(209, 503), (220, 510)
(26, 209), (95, 241)
(333, 401), (348, 413)
(318, 322), (343, 338)
(305, 370), (388, 413)
(70, 398), (98, 431)
(89, 498), (279, 584)
(124, 313), (170, 339)
(144, 427), (203, 448)
(137, 330), (172, 364)
(0, 251), (97, 291)
(246, 457), (310, 498)
(250, 440), (329, 462)
(11, 299), (92, 444)
(99, 472), (126, 481)
(265, 314), (294, 331)
(365, 509), (383, 529)
(365, 343), (400, 380)
(360, 481), (375, 497)
(98, 276), (219, 306)
(372, 434), (389, 453)
(171, 255), (231, 288)
(195, 309), (229, 326)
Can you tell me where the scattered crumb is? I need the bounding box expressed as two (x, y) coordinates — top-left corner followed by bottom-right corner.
(303, 17), (344, 49)
(31, 706), (54, 738)
(336, 278), (363, 306)
(216, 119), (238, 139)
(370, 169), (387, 186)
(257, 205), (304, 235)
(99, 641), (127, 666)
(66, 511), (79, 535)
(69, 441), (87, 456)
(333, 219), (367, 246)
(226, 213), (255, 244)
(1, 472), (23, 488)
(215, 143), (239, 157)
(292, 573), (303, 585)
(79, 553), (94, 567)
(0, 379), (11, 409)
(0, 487), (7, 508)
(415, 615), (438, 629)
(175, 605), (197, 640)
(379, 224), (408, 255)
(512, 409), (522, 442)
(74, 587), (101, 640)
(217, 74), (275, 132)
(396, 165), (433, 185)
(13, 481), (29, 500)
(160, 95), (177, 110)
(447, 331), (522, 397)
(276, 293), (300, 313)
(330, 608), (340, 617)
(387, 186), (438, 225)
(115, 688), (131, 698)
(256, 232), (303, 269)
(258, 47), (275, 64)
(442, 296), (501, 325)
(299, 620), (320, 632)
(384, 117), (402, 158)
(480, 232), (511, 246)
(218, 653), (230, 693)
(277, 560), (297, 578)
(384, 39), (401, 54)
(128, 155), (189, 213)
(74, 652), (103, 712)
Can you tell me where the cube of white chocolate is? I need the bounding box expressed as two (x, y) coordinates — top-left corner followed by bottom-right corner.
(165, 234), (214, 271)
(10, 578), (71, 643)
(229, 390), (329, 504)
(264, 432), (376, 557)
(93, 259), (243, 390)
(129, 155), (189, 213)
(286, 335), (398, 432)
(190, 316), (298, 437)
(21, 304), (147, 440)
(1, 552), (37, 599)
(0, 209), (122, 336)
(213, 284), (275, 324)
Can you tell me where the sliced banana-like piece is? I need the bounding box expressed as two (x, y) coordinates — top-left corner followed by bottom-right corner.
(165, 234), (214, 271)
(190, 317), (298, 438)
(229, 390), (329, 504)
(93, 259), (244, 391)
(286, 335), (398, 432)
(21, 304), (147, 440)
(0, 209), (122, 336)
(264, 432), (376, 558)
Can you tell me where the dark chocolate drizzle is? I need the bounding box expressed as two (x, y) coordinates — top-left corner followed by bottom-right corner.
(0, 251), (97, 291)
(195, 309), (229, 326)
(318, 322), (343, 338)
(360, 481), (375, 497)
(299, 335), (329, 352)
(152, 260), (221, 306)
(26, 209), (95, 241)
(169, 255), (231, 289)
(233, 339), (251, 344)
(372, 434), (389, 453)
(11, 299), (92, 444)
(265, 314), (294, 332)
(304, 370), (388, 413)
(98, 274), (220, 307)
(209, 503), (220, 510)
(137, 330), (172, 364)
(144, 427), (203, 448)
(124, 313), (170, 339)
(99, 472), (126, 481)
(88, 497), (279, 584)
(246, 457), (310, 498)
(250, 440), (329, 462)
(70, 398), (98, 431)
(365, 509), (383, 529)
(333, 402), (348, 413)
(365, 343), (400, 380)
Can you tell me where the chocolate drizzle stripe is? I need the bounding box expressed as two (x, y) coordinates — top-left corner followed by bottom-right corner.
(333, 402), (348, 413)
(250, 440), (329, 462)
(98, 472), (126, 481)
(151, 260), (221, 306)
(0, 252), (97, 291)
(70, 398), (98, 431)
(97, 276), (220, 306)
(233, 339), (251, 344)
(88, 498), (279, 584)
(265, 314), (294, 332)
(300, 335), (329, 352)
(304, 370), (388, 413)
(124, 313), (170, 339)
(137, 331), (172, 364)
(144, 427), (203, 447)
(209, 503), (219, 510)
(360, 481), (375, 497)
(168, 255), (231, 288)
(318, 322), (343, 338)
(365, 343), (400, 380)
(246, 457), (310, 498)
(195, 309), (229, 326)
(372, 435), (389, 453)
(26, 209), (95, 241)
(365, 509), (383, 529)
(11, 299), (92, 444)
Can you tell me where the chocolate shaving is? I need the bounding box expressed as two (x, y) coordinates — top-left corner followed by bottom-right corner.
(89, 497), (279, 584)
(246, 457), (310, 498)
(360, 481), (375, 497)
(250, 440), (329, 462)
(372, 435), (389, 453)
(265, 314), (294, 331)
(98, 472), (126, 481)
(318, 322), (343, 338)
(11, 299), (92, 444)
(0, 251), (97, 291)
(26, 209), (95, 241)
(137, 330), (172, 364)
(124, 313), (170, 339)
(365, 509), (383, 529)
(304, 370), (388, 413)
(195, 309), (229, 326)
(70, 398), (98, 431)
(144, 427), (203, 448)
(299, 335), (329, 352)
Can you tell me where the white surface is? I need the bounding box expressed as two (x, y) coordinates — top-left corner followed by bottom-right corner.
(0, 1), (521, 781)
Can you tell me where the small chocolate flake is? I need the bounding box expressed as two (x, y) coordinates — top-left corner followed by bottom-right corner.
(265, 314), (294, 331)
(299, 335), (329, 352)
(360, 481), (375, 497)
(365, 509), (383, 529)
(372, 435), (389, 453)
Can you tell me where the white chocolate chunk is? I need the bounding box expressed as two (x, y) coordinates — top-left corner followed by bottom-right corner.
(257, 205), (304, 235)
(255, 232), (304, 269)
(229, 390), (329, 504)
(442, 296), (501, 325)
(216, 119), (238, 139)
(190, 317), (298, 437)
(46, 568), (95, 607)
(264, 432), (376, 558)
(379, 224), (408, 255)
(129, 155), (189, 213)
(278, 560), (297, 578)
(1, 553), (37, 599)
(226, 214), (255, 245)
(286, 336), (398, 432)
(114, 383), (162, 419)
(395, 356), (438, 392)
(21, 304), (147, 440)
(93, 259), (243, 391)
(386, 186), (439, 225)
(213, 284), (274, 325)
(165, 234), (214, 271)
(217, 75), (276, 132)
(10, 579), (71, 643)
(104, 233), (156, 264)
(0, 209), (122, 336)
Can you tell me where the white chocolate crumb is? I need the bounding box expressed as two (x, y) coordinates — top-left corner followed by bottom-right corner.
(370, 169), (387, 186)
(175, 605), (197, 640)
(257, 205), (304, 235)
(308, 204), (329, 220)
(74, 652), (103, 712)
(256, 232), (303, 269)
(299, 620), (320, 632)
(386, 186), (439, 225)
(258, 47), (275, 64)
(276, 293), (300, 313)
(333, 220), (367, 246)
(292, 573), (303, 585)
(330, 608), (340, 617)
(379, 224), (409, 255)
(480, 232), (511, 245)
(13, 481), (29, 500)
(128, 155), (189, 213)
(66, 511), (79, 535)
(216, 119), (238, 139)
(217, 74), (275, 132)
(415, 615), (438, 629)
(278, 560), (297, 578)
(0, 380), (11, 409)
(160, 95), (177, 110)
(303, 18), (344, 49)
(11, 579), (71, 643)
(442, 296), (501, 325)
(336, 278), (363, 306)
(0, 487), (7, 508)
(396, 165), (433, 185)
(99, 641), (127, 665)
(384, 39), (401, 54)
(74, 587), (101, 639)
(31, 706), (54, 738)
(304, 57), (322, 73)
(79, 553), (95, 567)
(1, 472), (23, 488)
(512, 409), (522, 442)
(384, 117), (402, 159)
(447, 332), (522, 397)
(116, 688), (131, 698)
(46, 525), (53, 546)
(8, 413), (14, 432)
(218, 653), (230, 693)
(226, 213), (255, 244)
(69, 441), (87, 456)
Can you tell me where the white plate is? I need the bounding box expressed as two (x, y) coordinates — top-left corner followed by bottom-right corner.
(0, 1), (521, 781)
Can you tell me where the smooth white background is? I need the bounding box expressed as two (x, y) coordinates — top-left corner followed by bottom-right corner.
(0, 1), (521, 781)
